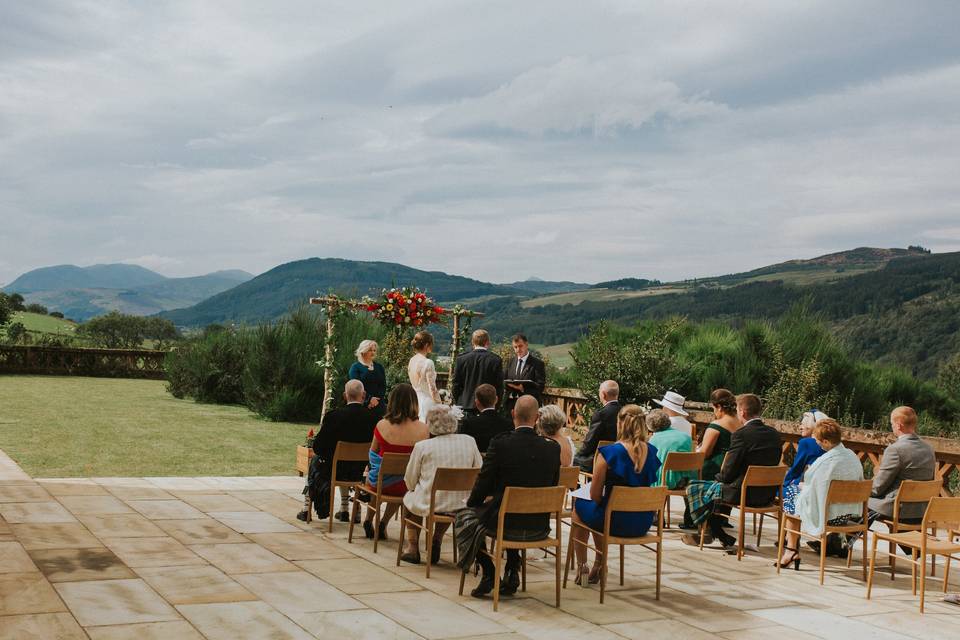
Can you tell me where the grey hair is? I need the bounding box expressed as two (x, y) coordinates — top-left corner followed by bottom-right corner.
(426, 405), (459, 436)
(355, 340), (378, 361)
(537, 404), (567, 436)
(646, 409), (671, 432)
(600, 379), (619, 399)
(344, 379), (364, 401)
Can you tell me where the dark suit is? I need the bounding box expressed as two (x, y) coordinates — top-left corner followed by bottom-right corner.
(460, 409), (513, 454)
(313, 403), (378, 481)
(574, 401), (620, 471)
(717, 418), (783, 506)
(467, 427), (561, 533)
(452, 347), (504, 409)
(503, 353), (546, 413)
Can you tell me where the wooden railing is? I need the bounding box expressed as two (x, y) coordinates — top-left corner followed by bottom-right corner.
(541, 388), (960, 497)
(0, 345), (167, 380)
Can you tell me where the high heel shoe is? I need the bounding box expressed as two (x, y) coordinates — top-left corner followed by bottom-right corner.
(587, 564), (602, 584)
(573, 563), (590, 587)
(774, 547), (801, 570)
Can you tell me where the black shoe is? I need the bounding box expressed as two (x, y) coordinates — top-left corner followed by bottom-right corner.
(499, 568), (520, 596)
(363, 520), (375, 539)
(806, 541), (821, 554)
(378, 522), (388, 540)
(296, 510), (308, 522)
(721, 521), (734, 529)
(471, 575), (495, 598)
(718, 535), (738, 550)
(335, 510), (351, 522)
(400, 551), (421, 565)
(430, 542), (441, 565)
(678, 523), (698, 532)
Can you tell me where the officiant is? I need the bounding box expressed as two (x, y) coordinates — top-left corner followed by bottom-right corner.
(503, 333), (546, 415)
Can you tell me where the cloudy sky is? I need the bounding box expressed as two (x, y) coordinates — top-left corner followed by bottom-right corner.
(2, 1), (959, 286)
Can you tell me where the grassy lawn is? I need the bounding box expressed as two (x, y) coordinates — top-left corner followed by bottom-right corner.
(0, 375), (311, 477)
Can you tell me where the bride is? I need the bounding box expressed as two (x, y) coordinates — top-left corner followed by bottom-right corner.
(408, 330), (442, 421)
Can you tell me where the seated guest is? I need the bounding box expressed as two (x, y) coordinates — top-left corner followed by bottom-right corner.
(653, 390), (693, 438)
(869, 405), (936, 525)
(313, 380), (379, 521)
(782, 409), (829, 516)
(570, 405), (661, 585)
(699, 389), (741, 480)
(682, 393), (782, 549)
(776, 419), (863, 569)
(456, 395), (560, 598)
(647, 409), (693, 489)
(537, 404), (575, 467)
(363, 383), (429, 540)
(400, 405), (482, 565)
(574, 380), (620, 472)
(459, 384), (512, 453)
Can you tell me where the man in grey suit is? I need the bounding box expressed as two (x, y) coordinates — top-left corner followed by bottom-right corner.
(869, 406), (936, 524)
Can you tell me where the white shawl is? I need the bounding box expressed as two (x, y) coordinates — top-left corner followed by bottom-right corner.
(795, 444), (864, 536)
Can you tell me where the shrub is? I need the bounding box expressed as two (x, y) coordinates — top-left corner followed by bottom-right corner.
(49, 311), (65, 319)
(25, 303), (48, 315)
(165, 327), (248, 404)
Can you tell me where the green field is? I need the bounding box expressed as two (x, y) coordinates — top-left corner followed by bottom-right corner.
(533, 343), (574, 369)
(520, 286), (686, 308)
(0, 376), (310, 477)
(8, 311), (78, 335)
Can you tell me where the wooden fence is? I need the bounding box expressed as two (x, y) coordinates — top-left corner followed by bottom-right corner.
(0, 345), (167, 380)
(542, 387), (960, 497)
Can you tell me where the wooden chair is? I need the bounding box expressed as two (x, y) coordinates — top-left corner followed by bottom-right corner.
(457, 485), (566, 612)
(866, 496), (960, 613)
(874, 478), (942, 579)
(396, 466), (480, 578)
(580, 440), (615, 482)
(559, 465), (581, 522)
(659, 451), (704, 528)
(700, 465), (788, 560)
(776, 479), (872, 584)
(563, 485), (667, 603)
(348, 452), (410, 553)
(321, 441), (371, 531)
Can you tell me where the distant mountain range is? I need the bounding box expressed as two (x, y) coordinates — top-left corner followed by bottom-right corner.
(3, 264), (253, 321)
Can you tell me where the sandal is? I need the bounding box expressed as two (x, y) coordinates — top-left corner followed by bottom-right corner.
(588, 564), (602, 584)
(573, 563), (590, 587)
(774, 547), (801, 571)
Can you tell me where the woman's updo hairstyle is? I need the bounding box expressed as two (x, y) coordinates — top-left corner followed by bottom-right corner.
(411, 331), (434, 351)
(617, 404), (649, 473)
(710, 388), (737, 416)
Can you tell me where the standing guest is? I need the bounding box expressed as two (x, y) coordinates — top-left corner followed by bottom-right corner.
(570, 405), (662, 585)
(682, 394), (782, 549)
(699, 389), (742, 480)
(537, 404), (575, 467)
(457, 396), (560, 598)
(573, 380), (620, 472)
(313, 380), (379, 522)
(408, 331), (442, 422)
(400, 405), (482, 565)
(776, 419), (863, 569)
(652, 390), (693, 438)
(782, 410), (829, 516)
(452, 329), (504, 413)
(459, 384), (513, 453)
(349, 340), (387, 419)
(869, 406), (936, 525)
(503, 333), (546, 414)
(363, 384), (429, 540)
(647, 409), (693, 489)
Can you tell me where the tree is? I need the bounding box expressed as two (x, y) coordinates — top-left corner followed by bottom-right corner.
(5, 322), (29, 345)
(938, 353), (960, 402)
(143, 317), (180, 350)
(49, 311), (64, 319)
(78, 312), (147, 349)
(8, 293), (25, 312)
(0, 293), (10, 326)
(25, 303), (48, 315)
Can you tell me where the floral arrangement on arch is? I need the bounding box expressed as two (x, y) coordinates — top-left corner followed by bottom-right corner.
(363, 287), (445, 328)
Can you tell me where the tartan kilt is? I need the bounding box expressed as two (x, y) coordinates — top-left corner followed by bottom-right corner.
(686, 480), (723, 525)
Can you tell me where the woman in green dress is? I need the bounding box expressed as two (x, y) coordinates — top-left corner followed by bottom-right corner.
(699, 388), (741, 479)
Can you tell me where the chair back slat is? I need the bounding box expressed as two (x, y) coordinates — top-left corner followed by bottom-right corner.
(500, 486), (566, 514)
(742, 465), (788, 488)
(662, 451), (704, 474)
(558, 466), (580, 490)
(432, 467), (480, 492)
(825, 479), (873, 505)
(607, 485), (668, 512)
(334, 441), (372, 463)
(895, 479), (942, 504)
(921, 496), (960, 528)
(379, 452), (411, 476)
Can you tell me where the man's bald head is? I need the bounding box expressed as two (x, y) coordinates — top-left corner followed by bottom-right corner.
(512, 395), (540, 427)
(344, 379), (365, 402)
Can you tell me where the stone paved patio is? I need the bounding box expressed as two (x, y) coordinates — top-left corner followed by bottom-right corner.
(1, 448), (958, 639)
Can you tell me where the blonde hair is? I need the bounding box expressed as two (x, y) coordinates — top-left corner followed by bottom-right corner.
(812, 418), (843, 445)
(617, 404), (649, 472)
(891, 405), (918, 431)
(355, 340), (378, 362)
(537, 404), (567, 436)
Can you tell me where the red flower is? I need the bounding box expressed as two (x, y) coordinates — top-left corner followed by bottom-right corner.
(366, 304), (378, 312)
(434, 306), (444, 315)
(414, 318), (422, 326)
(307, 428), (314, 437)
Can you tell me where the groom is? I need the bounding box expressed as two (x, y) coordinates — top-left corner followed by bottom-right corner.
(452, 329), (504, 414)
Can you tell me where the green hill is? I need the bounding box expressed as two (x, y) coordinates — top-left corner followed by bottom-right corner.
(161, 258), (526, 327)
(5, 264), (167, 293)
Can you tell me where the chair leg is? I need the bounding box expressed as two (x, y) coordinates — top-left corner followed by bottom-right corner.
(911, 549), (918, 596)
(493, 545), (503, 612)
(944, 555), (952, 593)
(452, 527), (459, 564)
(619, 544), (625, 586)
(866, 534), (878, 599)
(655, 541), (662, 600)
(819, 534), (827, 585)
(889, 539), (896, 580)
(756, 512), (764, 548)
(776, 513), (786, 575)
(424, 518), (432, 579)
(737, 510), (746, 561)
(396, 513), (405, 567)
(699, 520), (706, 550)
(328, 484), (337, 532)
(664, 495), (670, 529)
(554, 542), (561, 608)
(347, 495), (358, 543)
(373, 501), (381, 554)
(563, 526), (575, 588)
(600, 539), (609, 605)
(920, 551), (927, 614)
(521, 549), (527, 592)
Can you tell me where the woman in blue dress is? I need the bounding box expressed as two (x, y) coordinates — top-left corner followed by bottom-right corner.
(782, 410), (828, 514)
(348, 340), (387, 419)
(571, 404), (661, 585)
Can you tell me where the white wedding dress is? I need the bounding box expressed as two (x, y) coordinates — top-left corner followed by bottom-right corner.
(408, 353), (441, 422)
